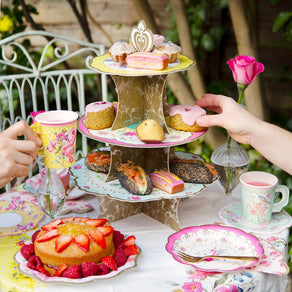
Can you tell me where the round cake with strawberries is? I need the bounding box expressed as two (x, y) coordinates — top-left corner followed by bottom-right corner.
(34, 217), (114, 267)
(20, 217), (139, 279)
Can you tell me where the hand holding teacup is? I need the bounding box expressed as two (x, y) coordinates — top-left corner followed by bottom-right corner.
(240, 171), (289, 225)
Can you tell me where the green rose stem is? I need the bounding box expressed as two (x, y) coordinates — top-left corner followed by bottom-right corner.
(225, 83), (247, 194)
(45, 168), (53, 218)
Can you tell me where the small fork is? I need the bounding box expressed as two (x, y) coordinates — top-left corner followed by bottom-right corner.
(176, 250), (258, 263)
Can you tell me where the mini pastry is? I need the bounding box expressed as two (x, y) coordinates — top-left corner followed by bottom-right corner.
(109, 41), (136, 65)
(152, 34), (165, 48)
(169, 105), (206, 132)
(150, 170), (184, 194)
(85, 149), (111, 173)
(170, 159), (214, 184)
(84, 101), (115, 130)
(117, 161), (153, 195)
(136, 119), (164, 143)
(126, 52), (169, 70)
(153, 41), (181, 63)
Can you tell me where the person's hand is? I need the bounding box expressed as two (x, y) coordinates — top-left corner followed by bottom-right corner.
(196, 94), (262, 145)
(0, 121), (42, 188)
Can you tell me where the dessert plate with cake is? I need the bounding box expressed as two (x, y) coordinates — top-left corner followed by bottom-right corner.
(14, 217), (140, 283)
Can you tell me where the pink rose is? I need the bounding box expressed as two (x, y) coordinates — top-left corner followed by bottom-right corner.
(227, 55), (264, 85)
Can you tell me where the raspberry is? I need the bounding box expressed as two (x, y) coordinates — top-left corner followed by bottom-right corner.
(20, 243), (35, 260)
(27, 255), (43, 271)
(81, 261), (99, 277)
(113, 248), (127, 267)
(31, 230), (41, 243)
(113, 230), (124, 247)
(97, 263), (110, 275)
(62, 265), (82, 279)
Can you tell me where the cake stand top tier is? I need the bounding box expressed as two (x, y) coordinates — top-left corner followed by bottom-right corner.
(90, 54), (194, 77)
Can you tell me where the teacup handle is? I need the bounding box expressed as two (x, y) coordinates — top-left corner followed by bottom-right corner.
(272, 185), (290, 213)
(30, 122), (45, 157)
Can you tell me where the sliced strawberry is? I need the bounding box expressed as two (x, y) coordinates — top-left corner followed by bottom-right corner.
(55, 234), (73, 253)
(122, 235), (136, 247)
(74, 234), (90, 252)
(89, 229), (106, 249)
(84, 219), (107, 227)
(101, 256), (117, 271)
(37, 266), (51, 277)
(97, 226), (113, 236)
(124, 245), (139, 256)
(61, 217), (74, 223)
(36, 229), (59, 242)
(73, 217), (89, 222)
(53, 263), (68, 277)
(41, 219), (63, 231)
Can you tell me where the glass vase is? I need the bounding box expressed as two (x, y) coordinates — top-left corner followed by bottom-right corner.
(37, 168), (65, 219)
(211, 136), (250, 194)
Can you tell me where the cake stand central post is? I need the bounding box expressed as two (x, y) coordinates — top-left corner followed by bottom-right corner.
(110, 75), (169, 132)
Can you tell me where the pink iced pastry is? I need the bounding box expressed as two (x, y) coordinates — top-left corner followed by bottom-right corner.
(85, 101), (113, 114)
(109, 41), (136, 64)
(153, 34), (165, 48)
(150, 170), (184, 194)
(84, 101), (115, 130)
(126, 52), (169, 70)
(169, 105), (206, 126)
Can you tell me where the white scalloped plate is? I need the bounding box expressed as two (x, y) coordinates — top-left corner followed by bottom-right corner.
(14, 239), (140, 284)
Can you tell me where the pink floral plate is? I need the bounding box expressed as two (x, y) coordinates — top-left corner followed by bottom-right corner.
(166, 225), (264, 272)
(0, 200), (43, 237)
(14, 239), (140, 284)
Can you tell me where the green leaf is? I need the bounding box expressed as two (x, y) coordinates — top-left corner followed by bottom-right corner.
(272, 11), (292, 32)
(201, 33), (214, 51)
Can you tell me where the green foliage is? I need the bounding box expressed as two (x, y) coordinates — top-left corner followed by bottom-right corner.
(273, 11), (292, 40)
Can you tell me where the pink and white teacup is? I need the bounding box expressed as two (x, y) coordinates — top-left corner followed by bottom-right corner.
(240, 171), (289, 225)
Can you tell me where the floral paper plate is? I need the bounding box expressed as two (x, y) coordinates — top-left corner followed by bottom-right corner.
(0, 201), (43, 237)
(14, 239), (140, 284)
(166, 225), (263, 272)
(218, 202), (292, 235)
(70, 151), (217, 202)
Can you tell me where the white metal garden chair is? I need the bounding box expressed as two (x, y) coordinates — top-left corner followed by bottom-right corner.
(0, 30), (108, 190)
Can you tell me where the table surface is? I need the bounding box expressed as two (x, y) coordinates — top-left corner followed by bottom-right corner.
(0, 180), (289, 292)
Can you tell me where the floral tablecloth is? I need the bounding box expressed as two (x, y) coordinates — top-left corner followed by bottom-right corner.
(0, 181), (289, 292)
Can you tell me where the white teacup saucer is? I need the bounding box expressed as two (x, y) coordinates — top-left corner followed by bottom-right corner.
(218, 202), (292, 235)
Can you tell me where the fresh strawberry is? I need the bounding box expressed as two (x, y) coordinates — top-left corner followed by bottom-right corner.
(73, 217), (89, 222)
(113, 248), (127, 267)
(36, 229), (59, 242)
(20, 243), (35, 260)
(41, 219), (63, 231)
(124, 244), (139, 256)
(74, 234), (90, 252)
(61, 217), (74, 223)
(55, 234), (73, 253)
(53, 263), (68, 277)
(62, 265), (82, 279)
(113, 230), (125, 247)
(37, 266), (51, 277)
(81, 261), (99, 277)
(89, 229), (106, 249)
(122, 235), (136, 247)
(97, 226), (113, 236)
(101, 256), (117, 271)
(84, 219), (107, 227)
(31, 230), (41, 243)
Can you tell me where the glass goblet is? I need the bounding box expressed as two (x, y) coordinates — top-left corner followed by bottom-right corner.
(37, 168), (65, 219)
